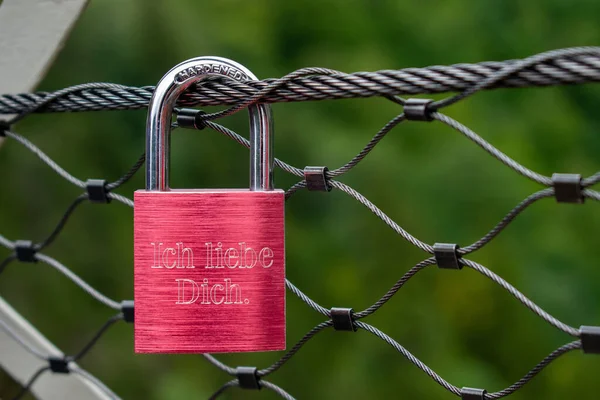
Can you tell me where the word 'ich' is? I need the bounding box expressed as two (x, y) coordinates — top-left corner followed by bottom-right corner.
(151, 242), (195, 268)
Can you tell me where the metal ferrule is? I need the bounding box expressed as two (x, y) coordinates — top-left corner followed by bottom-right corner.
(145, 56), (274, 191)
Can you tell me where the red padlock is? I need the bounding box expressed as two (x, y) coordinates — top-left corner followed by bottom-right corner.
(134, 57), (285, 353)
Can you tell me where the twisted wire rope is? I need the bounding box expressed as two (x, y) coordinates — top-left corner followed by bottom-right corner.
(2, 48), (600, 114)
(486, 341), (581, 399)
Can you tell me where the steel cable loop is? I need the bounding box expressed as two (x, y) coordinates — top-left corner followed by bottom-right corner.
(204, 120), (304, 177)
(68, 313), (123, 362)
(458, 188), (555, 255)
(460, 258), (580, 337)
(329, 180), (435, 254)
(35, 194), (88, 251)
(327, 113), (406, 177)
(34, 253), (121, 310)
(285, 279), (330, 317)
(4, 130), (86, 188)
(3, 130), (145, 194)
(105, 153), (146, 191)
(258, 321), (334, 377)
(429, 113), (553, 186)
(354, 258), (436, 319)
(485, 341), (581, 399)
(355, 321), (462, 396)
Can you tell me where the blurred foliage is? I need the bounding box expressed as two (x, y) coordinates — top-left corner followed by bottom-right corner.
(1, 0), (600, 399)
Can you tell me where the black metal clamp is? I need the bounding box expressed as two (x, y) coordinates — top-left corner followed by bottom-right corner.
(331, 307), (357, 332)
(86, 179), (110, 204)
(404, 98), (434, 121)
(552, 173), (584, 204)
(304, 166), (332, 192)
(236, 366), (261, 390)
(461, 387), (487, 400)
(121, 300), (134, 323)
(15, 240), (37, 263)
(48, 357), (70, 374)
(176, 108), (207, 130)
(580, 326), (600, 354)
(433, 243), (461, 270)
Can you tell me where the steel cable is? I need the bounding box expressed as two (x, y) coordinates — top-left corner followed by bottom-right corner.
(2, 48), (600, 114)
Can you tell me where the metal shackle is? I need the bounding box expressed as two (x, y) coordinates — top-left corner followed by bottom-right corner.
(145, 56), (274, 191)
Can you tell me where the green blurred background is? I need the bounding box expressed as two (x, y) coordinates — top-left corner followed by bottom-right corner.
(1, 0), (600, 399)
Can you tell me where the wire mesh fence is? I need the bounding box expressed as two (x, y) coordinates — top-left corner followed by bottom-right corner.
(1, 46), (599, 399)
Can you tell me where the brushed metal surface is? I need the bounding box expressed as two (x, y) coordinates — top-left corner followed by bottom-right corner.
(134, 189), (285, 353)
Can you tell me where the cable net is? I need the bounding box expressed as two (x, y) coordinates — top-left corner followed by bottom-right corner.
(1, 46), (599, 399)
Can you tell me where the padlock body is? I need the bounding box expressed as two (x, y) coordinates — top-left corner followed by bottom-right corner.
(134, 189), (285, 353)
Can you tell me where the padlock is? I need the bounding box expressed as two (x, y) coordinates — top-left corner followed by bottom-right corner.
(134, 57), (285, 353)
